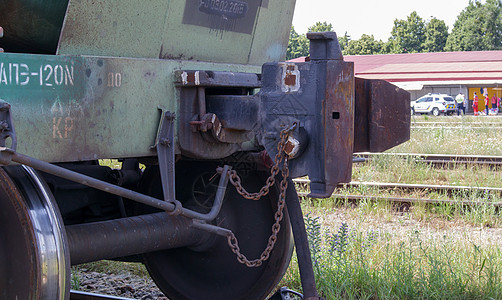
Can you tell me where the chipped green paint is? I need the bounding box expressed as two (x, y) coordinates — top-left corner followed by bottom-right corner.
(0, 52), (260, 162)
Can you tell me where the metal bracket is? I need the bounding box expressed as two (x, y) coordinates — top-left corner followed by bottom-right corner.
(0, 100), (16, 150)
(152, 109), (176, 201)
(0, 100), (16, 165)
(268, 287), (304, 300)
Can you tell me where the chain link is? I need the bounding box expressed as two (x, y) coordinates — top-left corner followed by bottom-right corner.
(228, 124), (294, 200)
(226, 124), (295, 267)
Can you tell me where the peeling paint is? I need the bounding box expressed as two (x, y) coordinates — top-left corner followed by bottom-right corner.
(181, 71), (188, 85)
(195, 71), (200, 85)
(280, 63), (300, 93)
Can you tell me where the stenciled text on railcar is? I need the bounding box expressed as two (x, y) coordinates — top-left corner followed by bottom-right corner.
(0, 62), (74, 87)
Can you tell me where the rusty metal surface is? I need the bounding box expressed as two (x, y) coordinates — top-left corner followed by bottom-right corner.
(178, 87), (242, 159)
(205, 95), (260, 131)
(175, 70), (261, 88)
(284, 179), (321, 299)
(322, 60), (354, 195)
(259, 32), (354, 198)
(354, 77), (411, 153)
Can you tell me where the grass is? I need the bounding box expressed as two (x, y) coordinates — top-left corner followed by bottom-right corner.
(279, 210), (502, 299)
(395, 115), (502, 155)
(351, 154), (502, 187)
(279, 115), (502, 298)
(74, 260), (150, 277)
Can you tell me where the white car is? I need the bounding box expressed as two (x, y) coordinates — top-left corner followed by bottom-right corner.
(411, 94), (456, 116)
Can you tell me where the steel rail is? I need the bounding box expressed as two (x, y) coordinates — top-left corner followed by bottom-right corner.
(70, 290), (136, 300)
(353, 153), (502, 166)
(293, 178), (502, 196)
(411, 126), (502, 129)
(343, 181), (502, 195)
(296, 192), (502, 208)
(411, 121), (502, 125)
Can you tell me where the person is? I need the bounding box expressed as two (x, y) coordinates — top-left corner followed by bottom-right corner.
(485, 94), (490, 115)
(463, 94), (468, 114)
(473, 92), (479, 116)
(455, 92), (464, 116)
(492, 94), (498, 114)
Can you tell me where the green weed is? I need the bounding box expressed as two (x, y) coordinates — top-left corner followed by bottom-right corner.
(281, 218), (502, 299)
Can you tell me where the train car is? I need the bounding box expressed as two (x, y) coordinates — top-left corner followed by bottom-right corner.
(0, 0), (410, 299)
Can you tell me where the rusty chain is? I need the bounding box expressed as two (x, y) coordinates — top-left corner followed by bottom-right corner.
(227, 124), (295, 200)
(226, 124), (295, 267)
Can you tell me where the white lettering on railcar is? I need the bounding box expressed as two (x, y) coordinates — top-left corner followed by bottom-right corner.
(107, 72), (122, 87)
(0, 62), (74, 87)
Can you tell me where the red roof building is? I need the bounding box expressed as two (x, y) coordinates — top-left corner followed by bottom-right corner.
(290, 51), (502, 102)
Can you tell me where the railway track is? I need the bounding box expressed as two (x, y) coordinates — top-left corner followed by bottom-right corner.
(295, 192), (502, 209)
(411, 121), (502, 126)
(294, 178), (502, 195)
(411, 121), (502, 129)
(411, 126), (502, 129)
(353, 153), (502, 167)
(294, 179), (502, 208)
(70, 290), (135, 300)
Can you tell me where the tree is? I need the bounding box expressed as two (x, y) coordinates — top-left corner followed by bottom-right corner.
(286, 22), (336, 60)
(344, 34), (384, 55)
(308, 21), (333, 33)
(286, 26), (309, 60)
(338, 32), (351, 53)
(388, 11), (426, 53)
(422, 18), (449, 52)
(445, 0), (502, 51)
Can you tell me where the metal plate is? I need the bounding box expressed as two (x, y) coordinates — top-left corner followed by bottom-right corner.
(354, 77), (411, 153)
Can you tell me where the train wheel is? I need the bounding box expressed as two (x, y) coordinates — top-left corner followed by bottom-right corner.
(140, 161), (294, 300)
(0, 166), (70, 299)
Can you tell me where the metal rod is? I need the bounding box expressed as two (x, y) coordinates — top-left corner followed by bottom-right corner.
(284, 178), (320, 300)
(70, 290), (136, 300)
(66, 212), (208, 265)
(8, 151), (230, 222)
(191, 220), (232, 237)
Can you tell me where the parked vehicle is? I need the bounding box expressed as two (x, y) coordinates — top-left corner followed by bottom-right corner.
(411, 94), (456, 116)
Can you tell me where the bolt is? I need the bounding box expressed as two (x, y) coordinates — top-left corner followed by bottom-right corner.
(164, 112), (176, 121)
(159, 138), (170, 147)
(0, 121), (9, 132)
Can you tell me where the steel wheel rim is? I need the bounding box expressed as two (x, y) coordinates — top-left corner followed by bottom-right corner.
(0, 166), (70, 300)
(140, 162), (294, 300)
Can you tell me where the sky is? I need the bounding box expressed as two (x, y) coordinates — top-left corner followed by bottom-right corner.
(292, 0), (473, 41)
